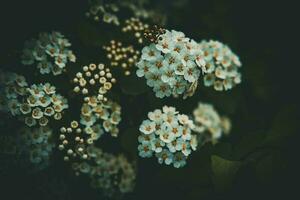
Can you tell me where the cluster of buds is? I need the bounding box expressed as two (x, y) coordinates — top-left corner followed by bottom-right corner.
(144, 25), (166, 44)
(73, 63), (116, 101)
(58, 121), (89, 161)
(122, 17), (149, 44)
(103, 40), (140, 76)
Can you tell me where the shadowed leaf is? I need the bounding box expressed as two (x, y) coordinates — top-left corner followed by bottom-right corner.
(211, 155), (241, 192)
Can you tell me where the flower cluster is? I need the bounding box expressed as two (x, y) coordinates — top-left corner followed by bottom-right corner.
(72, 145), (136, 198)
(136, 29), (206, 98)
(192, 102), (231, 143)
(0, 71), (28, 115)
(138, 106), (197, 168)
(122, 17), (149, 44)
(80, 96), (121, 137)
(103, 40), (140, 76)
(0, 73), (68, 127)
(58, 120), (104, 161)
(86, 0), (120, 25)
(18, 83), (68, 127)
(18, 126), (55, 170)
(73, 63), (116, 100)
(21, 31), (76, 75)
(199, 40), (242, 91)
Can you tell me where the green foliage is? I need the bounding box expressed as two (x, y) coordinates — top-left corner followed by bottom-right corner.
(211, 155), (241, 192)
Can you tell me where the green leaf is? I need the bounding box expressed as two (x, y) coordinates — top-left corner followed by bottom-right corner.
(211, 155), (241, 192)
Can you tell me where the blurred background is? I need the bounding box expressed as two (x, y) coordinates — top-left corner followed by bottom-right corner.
(0, 0), (299, 200)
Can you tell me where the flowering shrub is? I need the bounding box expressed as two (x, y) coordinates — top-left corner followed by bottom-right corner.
(0, 1), (247, 198)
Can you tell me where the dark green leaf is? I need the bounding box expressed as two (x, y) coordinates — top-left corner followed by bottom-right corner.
(211, 155), (241, 192)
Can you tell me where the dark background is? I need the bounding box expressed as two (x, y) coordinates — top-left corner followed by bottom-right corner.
(0, 0), (299, 200)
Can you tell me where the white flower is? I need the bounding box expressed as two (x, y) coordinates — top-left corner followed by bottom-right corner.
(139, 120), (156, 134)
(177, 114), (194, 128)
(195, 51), (206, 67)
(158, 129), (175, 143)
(156, 31), (175, 54)
(170, 30), (187, 42)
(181, 126), (191, 140)
(141, 44), (161, 62)
(148, 109), (163, 122)
(183, 60), (200, 83)
(136, 60), (151, 77)
(162, 105), (177, 115)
